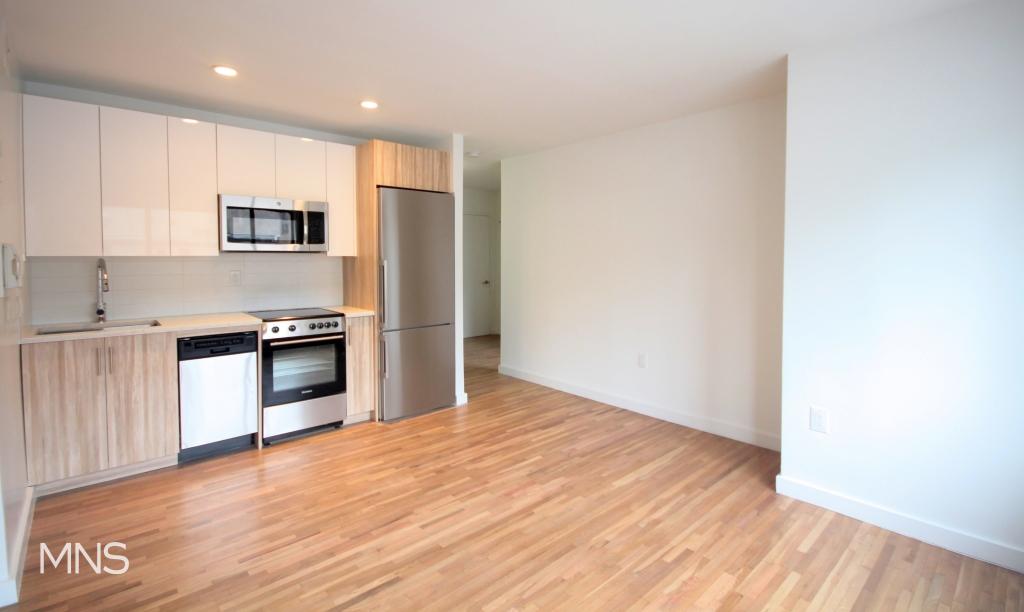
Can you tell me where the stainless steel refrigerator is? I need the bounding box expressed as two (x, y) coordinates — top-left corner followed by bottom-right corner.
(379, 187), (455, 421)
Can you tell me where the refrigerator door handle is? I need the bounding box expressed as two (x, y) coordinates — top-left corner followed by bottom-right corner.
(381, 336), (388, 378)
(379, 260), (387, 327)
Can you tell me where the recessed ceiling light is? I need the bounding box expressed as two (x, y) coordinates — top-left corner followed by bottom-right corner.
(300, 137), (314, 142)
(466, 151), (481, 158)
(360, 100), (379, 110)
(213, 65), (238, 77)
(181, 118), (199, 124)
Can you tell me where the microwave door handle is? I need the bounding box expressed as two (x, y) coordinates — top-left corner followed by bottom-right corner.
(302, 210), (309, 251)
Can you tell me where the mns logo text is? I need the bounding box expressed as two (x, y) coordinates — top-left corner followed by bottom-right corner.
(39, 542), (129, 575)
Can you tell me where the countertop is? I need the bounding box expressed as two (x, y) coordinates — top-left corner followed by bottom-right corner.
(325, 306), (375, 318)
(20, 312), (263, 345)
(21, 306), (375, 344)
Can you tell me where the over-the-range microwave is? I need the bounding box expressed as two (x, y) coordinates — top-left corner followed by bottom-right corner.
(219, 194), (328, 253)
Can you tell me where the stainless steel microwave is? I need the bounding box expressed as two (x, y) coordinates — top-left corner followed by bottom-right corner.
(219, 194), (328, 252)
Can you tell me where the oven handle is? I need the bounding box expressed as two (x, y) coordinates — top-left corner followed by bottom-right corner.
(268, 334), (345, 347)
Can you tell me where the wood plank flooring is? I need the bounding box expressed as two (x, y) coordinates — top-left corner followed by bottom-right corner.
(11, 335), (1023, 610)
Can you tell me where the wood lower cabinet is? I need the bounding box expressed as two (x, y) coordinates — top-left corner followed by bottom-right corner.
(22, 338), (109, 484)
(22, 333), (180, 485)
(345, 316), (376, 417)
(105, 334), (179, 467)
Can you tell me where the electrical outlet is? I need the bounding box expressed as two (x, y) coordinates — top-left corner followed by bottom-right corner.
(637, 353), (647, 369)
(809, 405), (830, 434)
(229, 270), (242, 286)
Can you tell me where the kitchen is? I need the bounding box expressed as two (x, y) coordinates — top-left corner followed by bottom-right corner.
(3, 0), (1024, 609)
(12, 93), (459, 491)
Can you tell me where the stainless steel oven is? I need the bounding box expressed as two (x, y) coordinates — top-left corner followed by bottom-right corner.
(249, 308), (346, 441)
(220, 194), (328, 252)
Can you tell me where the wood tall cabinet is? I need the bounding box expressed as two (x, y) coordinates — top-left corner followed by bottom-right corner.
(342, 140), (452, 418)
(22, 333), (180, 485)
(345, 316), (376, 417)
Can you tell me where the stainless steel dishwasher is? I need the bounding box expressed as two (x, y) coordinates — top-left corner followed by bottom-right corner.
(178, 331), (258, 459)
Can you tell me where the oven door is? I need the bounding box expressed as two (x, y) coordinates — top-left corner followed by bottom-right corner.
(262, 334), (346, 407)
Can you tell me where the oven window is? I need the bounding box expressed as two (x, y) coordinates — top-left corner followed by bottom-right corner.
(225, 207), (304, 244)
(272, 344), (337, 392)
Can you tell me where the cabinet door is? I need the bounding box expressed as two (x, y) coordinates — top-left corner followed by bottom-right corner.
(23, 95), (103, 256)
(276, 134), (327, 201)
(105, 333), (179, 467)
(100, 106), (170, 256)
(345, 316), (376, 417)
(22, 338), (108, 484)
(326, 142), (357, 256)
(169, 117), (219, 255)
(217, 124), (276, 196)
(373, 140), (451, 192)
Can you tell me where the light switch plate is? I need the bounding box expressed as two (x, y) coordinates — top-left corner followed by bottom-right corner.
(2, 243), (24, 296)
(809, 405), (830, 434)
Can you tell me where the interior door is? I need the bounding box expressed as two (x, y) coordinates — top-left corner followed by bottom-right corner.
(379, 187), (454, 331)
(463, 213), (493, 337)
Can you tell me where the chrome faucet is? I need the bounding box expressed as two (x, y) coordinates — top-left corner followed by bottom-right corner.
(96, 258), (110, 322)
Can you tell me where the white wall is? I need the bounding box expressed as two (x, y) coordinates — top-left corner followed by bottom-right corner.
(778, 0), (1024, 572)
(463, 187), (501, 336)
(501, 95), (785, 449)
(28, 254), (343, 324)
(0, 5), (29, 605)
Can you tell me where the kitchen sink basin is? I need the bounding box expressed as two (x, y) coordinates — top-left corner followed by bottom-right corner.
(36, 320), (161, 335)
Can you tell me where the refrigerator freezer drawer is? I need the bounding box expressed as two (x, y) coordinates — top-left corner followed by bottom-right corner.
(381, 324), (455, 421)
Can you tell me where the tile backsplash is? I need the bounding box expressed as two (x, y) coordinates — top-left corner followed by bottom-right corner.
(28, 254), (344, 325)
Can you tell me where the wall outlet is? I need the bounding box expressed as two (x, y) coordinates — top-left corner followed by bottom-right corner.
(637, 353), (647, 369)
(809, 405), (830, 434)
(229, 270), (242, 286)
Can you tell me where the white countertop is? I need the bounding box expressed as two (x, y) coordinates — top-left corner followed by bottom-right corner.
(325, 305), (375, 318)
(21, 312), (262, 345)
(22, 306), (375, 344)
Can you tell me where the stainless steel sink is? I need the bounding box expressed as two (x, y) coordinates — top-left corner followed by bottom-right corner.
(36, 320), (161, 335)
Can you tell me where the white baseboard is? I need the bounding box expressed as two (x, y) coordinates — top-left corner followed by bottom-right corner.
(776, 475), (1024, 573)
(0, 486), (34, 606)
(498, 364), (779, 451)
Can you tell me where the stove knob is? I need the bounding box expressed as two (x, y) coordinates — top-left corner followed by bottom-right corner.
(318, 322), (325, 329)
(332, 321), (340, 328)
(271, 326), (280, 333)
(288, 325), (296, 332)
(309, 323), (316, 330)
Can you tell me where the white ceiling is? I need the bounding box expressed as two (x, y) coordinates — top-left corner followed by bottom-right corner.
(5, 0), (975, 190)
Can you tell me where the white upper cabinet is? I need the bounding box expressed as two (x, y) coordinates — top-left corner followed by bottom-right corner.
(326, 142), (357, 257)
(23, 95), (103, 256)
(168, 118), (219, 256)
(100, 107), (170, 256)
(217, 125), (276, 196)
(275, 135), (327, 201)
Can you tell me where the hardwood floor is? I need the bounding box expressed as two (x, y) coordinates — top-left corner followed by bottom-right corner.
(12, 334), (1023, 610)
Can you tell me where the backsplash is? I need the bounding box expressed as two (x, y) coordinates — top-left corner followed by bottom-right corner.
(28, 254), (344, 325)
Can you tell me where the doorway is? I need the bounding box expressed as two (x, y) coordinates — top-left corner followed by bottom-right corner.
(464, 213), (494, 337)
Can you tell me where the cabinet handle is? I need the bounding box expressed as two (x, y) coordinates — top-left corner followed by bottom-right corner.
(96, 347), (101, 377)
(107, 346), (113, 374)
